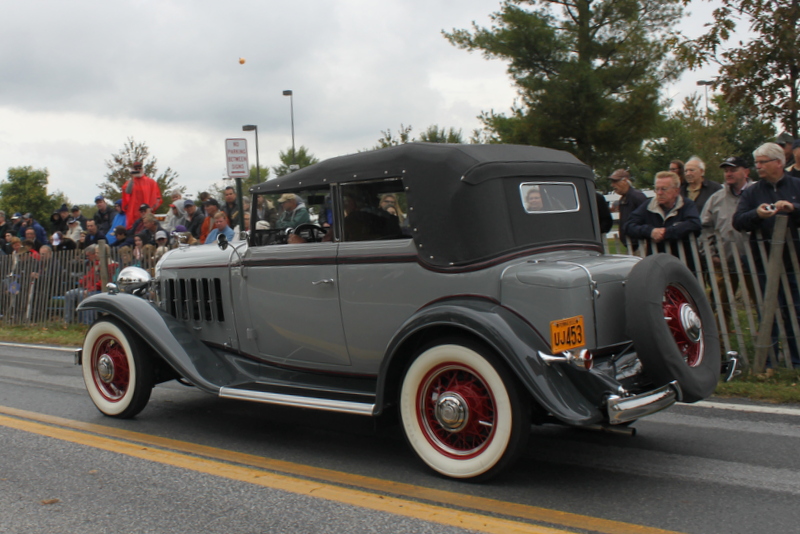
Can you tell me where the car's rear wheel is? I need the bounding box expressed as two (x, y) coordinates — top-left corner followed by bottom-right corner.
(626, 254), (720, 402)
(82, 318), (154, 418)
(399, 340), (530, 480)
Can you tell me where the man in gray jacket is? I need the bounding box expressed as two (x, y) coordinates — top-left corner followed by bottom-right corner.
(701, 156), (753, 313)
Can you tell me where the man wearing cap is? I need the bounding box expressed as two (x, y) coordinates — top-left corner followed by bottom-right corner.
(608, 169), (647, 246)
(70, 205), (88, 230)
(9, 213), (23, 236)
(776, 132), (795, 169)
(93, 195), (117, 235)
(155, 230), (170, 250)
(701, 157), (754, 313)
(183, 199), (205, 240)
(129, 204), (152, 237)
(121, 161), (162, 230)
(681, 157), (722, 215)
(199, 198), (221, 243)
(275, 193), (310, 229)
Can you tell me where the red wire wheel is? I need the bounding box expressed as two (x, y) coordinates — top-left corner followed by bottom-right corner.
(81, 319), (154, 418)
(417, 363), (497, 458)
(626, 254), (720, 403)
(662, 284), (705, 368)
(400, 340), (530, 480)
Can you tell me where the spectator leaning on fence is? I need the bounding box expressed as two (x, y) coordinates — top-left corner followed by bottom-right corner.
(624, 171), (702, 268)
(609, 169), (647, 246)
(733, 142), (800, 367)
(701, 156), (754, 314)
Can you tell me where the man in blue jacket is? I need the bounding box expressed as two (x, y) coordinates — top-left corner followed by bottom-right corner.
(624, 171), (702, 268)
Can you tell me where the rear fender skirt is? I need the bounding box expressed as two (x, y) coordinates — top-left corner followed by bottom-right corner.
(78, 293), (234, 394)
(377, 298), (604, 425)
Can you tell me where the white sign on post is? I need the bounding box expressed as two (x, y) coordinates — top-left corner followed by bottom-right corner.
(225, 138), (249, 178)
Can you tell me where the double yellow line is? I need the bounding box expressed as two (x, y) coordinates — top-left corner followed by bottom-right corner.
(0, 406), (684, 534)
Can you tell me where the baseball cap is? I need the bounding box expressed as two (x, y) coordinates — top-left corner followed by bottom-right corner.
(204, 198), (220, 208)
(94, 195), (104, 202)
(114, 198), (123, 206)
(11, 213), (21, 220)
(776, 133), (794, 146)
(183, 199), (194, 207)
(71, 205), (80, 212)
(174, 225), (188, 232)
(155, 230), (168, 240)
(139, 204), (150, 211)
(719, 157), (747, 168)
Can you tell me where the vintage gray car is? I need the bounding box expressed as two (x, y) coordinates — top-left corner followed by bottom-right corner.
(76, 143), (723, 480)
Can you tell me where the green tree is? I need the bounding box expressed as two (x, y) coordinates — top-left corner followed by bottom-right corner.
(444, 0), (685, 171)
(0, 166), (66, 225)
(418, 125), (465, 144)
(374, 124), (414, 148)
(678, 0), (800, 136)
(271, 146), (319, 177)
(99, 137), (182, 213)
(371, 124), (465, 150)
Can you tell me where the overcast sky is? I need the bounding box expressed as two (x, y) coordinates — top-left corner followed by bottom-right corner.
(0, 0), (734, 204)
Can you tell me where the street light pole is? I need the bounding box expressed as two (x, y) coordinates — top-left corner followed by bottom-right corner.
(242, 124), (260, 182)
(696, 80), (713, 127)
(282, 90), (297, 170)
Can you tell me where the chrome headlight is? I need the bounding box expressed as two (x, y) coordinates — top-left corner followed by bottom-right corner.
(116, 266), (152, 294)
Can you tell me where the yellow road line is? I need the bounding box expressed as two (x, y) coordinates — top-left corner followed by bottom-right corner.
(0, 406), (686, 534)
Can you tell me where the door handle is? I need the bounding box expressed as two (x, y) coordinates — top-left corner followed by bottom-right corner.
(312, 279), (335, 286)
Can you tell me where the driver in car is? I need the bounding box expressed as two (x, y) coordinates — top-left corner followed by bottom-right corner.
(276, 193), (310, 229)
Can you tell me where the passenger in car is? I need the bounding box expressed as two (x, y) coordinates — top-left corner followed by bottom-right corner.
(525, 187), (545, 211)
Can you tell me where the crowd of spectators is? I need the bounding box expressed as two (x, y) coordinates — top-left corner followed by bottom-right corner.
(0, 163), (254, 324)
(611, 136), (800, 368)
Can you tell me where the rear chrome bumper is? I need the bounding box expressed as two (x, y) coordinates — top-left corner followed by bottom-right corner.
(606, 380), (681, 425)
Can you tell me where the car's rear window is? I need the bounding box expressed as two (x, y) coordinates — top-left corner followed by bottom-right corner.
(520, 182), (580, 214)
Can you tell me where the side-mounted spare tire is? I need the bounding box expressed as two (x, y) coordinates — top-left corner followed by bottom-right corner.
(625, 254), (720, 403)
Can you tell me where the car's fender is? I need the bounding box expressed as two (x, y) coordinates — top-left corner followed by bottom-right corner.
(376, 297), (603, 425)
(77, 292), (236, 393)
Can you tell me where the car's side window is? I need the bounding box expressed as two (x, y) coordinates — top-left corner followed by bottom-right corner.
(251, 187), (332, 246)
(339, 179), (409, 242)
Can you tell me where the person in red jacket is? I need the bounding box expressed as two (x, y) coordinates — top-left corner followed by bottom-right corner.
(122, 161), (162, 230)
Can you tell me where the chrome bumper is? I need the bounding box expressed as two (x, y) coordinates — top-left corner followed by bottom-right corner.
(606, 380), (681, 425)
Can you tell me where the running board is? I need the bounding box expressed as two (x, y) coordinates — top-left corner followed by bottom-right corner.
(218, 387), (376, 416)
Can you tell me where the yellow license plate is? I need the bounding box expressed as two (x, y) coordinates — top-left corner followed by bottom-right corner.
(550, 315), (585, 352)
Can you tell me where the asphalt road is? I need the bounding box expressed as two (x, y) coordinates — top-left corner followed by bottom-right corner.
(1, 343), (799, 534)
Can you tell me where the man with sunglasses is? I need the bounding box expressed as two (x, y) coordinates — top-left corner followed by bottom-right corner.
(121, 161), (162, 230)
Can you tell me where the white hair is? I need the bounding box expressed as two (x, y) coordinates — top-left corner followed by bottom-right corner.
(686, 156), (705, 172)
(754, 143), (786, 166)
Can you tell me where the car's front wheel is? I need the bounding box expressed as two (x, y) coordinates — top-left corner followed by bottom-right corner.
(399, 340), (530, 480)
(82, 318), (154, 418)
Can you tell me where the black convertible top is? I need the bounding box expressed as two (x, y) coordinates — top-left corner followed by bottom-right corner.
(251, 143), (592, 193)
(252, 143), (600, 268)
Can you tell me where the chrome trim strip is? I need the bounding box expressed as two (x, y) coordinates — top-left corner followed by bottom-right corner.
(606, 381), (680, 425)
(218, 387), (375, 416)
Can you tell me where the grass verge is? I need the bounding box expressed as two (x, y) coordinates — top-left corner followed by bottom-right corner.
(715, 368), (800, 404)
(0, 323), (87, 347)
